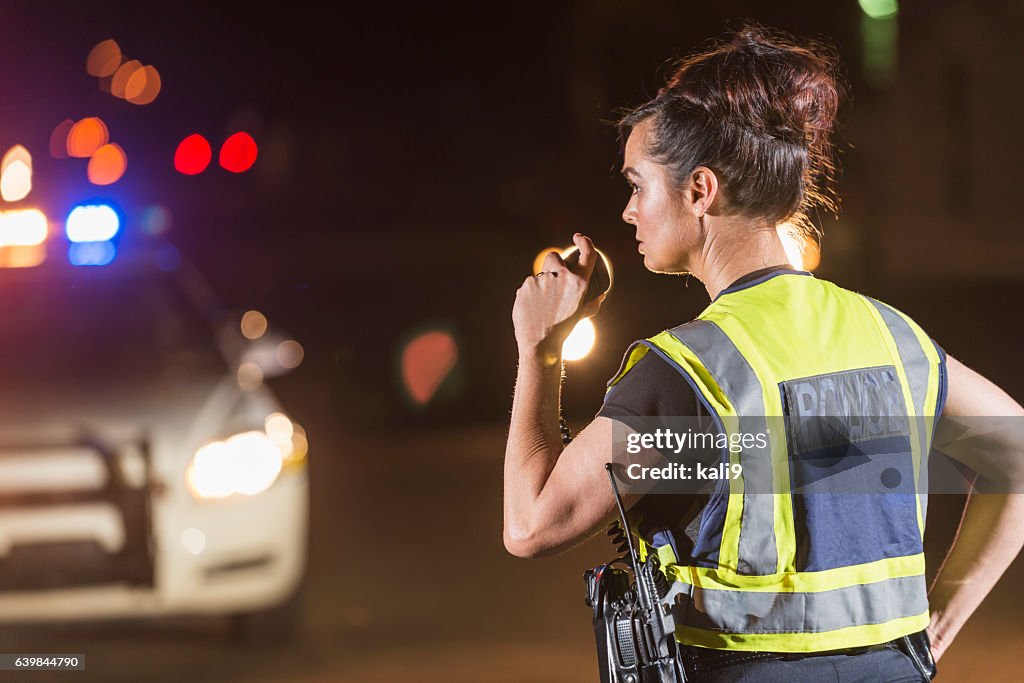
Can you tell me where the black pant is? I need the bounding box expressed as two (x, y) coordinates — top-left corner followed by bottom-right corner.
(690, 647), (926, 682)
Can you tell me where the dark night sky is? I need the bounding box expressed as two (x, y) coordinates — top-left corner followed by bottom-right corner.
(0, 2), (862, 230)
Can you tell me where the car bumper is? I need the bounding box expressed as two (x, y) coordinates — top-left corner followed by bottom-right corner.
(0, 465), (308, 622)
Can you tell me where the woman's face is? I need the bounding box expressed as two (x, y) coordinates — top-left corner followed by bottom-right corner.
(620, 118), (701, 274)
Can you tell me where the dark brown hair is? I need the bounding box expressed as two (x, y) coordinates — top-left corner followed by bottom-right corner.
(618, 25), (843, 236)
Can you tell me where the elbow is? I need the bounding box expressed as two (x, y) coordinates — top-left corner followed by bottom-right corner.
(503, 517), (553, 559)
(504, 539), (539, 560)
(503, 523), (541, 559)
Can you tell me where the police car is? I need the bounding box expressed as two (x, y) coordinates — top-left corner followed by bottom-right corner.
(0, 205), (308, 631)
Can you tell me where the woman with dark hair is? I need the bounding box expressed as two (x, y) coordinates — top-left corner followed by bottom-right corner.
(503, 26), (1024, 681)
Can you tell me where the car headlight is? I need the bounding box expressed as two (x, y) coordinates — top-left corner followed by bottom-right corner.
(186, 416), (307, 500)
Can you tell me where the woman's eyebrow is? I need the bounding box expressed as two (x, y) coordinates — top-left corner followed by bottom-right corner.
(621, 166), (642, 179)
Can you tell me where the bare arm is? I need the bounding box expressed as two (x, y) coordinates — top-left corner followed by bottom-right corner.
(503, 233), (649, 558)
(502, 354), (626, 557)
(927, 354), (1024, 661)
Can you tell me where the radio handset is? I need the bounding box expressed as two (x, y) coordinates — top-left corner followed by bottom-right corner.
(561, 247), (612, 306)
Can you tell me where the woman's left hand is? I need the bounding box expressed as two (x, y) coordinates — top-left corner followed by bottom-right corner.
(512, 233), (604, 356)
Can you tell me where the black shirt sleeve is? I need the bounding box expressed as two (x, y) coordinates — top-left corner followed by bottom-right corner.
(597, 352), (704, 420)
(596, 347), (719, 558)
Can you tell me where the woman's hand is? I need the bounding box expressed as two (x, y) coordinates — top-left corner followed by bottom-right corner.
(926, 616), (948, 663)
(512, 233), (604, 356)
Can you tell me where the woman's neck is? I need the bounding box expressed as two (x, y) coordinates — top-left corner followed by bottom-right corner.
(689, 216), (794, 301)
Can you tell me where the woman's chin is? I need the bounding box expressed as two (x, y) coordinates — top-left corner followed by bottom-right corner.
(643, 255), (688, 276)
(641, 254), (668, 273)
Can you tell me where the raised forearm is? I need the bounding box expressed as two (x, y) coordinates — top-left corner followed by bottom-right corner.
(928, 492), (1024, 659)
(503, 348), (564, 554)
(504, 233), (602, 556)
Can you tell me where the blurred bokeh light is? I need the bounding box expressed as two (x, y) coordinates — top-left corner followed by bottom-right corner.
(49, 119), (74, 159)
(801, 239), (821, 272)
(858, 0), (898, 19)
(125, 65), (161, 105)
(287, 425), (309, 465)
(237, 361), (265, 390)
(562, 318), (595, 361)
(110, 59), (143, 99)
(0, 208), (47, 246)
(2, 145), (32, 174)
(277, 340), (304, 369)
(241, 310), (269, 339)
(66, 204), (120, 242)
(0, 145), (32, 202)
(0, 208), (47, 270)
(87, 143), (127, 185)
(400, 329), (458, 406)
(265, 413), (294, 448)
(186, 442), (234, 499)
(67, 118), (109, 158)
(186, 432), (283, 499)
(140, 204), (173, 236)
(68, 240), (117, 266)
(86, 39), (122, 77)
(777, 223), (820, 272)
(223, 433), (283, 496)
(175, 134), (212, 175)
(0, 244), (46, 268)
(219, 132), (258, 173)
(779, 227), (803, 269)
(860, 0), (898, 86)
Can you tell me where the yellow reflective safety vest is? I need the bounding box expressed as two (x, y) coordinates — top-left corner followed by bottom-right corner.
(608, 270), (946, 653)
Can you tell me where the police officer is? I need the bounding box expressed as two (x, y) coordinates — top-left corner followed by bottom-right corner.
(503, 26), (1024, 682)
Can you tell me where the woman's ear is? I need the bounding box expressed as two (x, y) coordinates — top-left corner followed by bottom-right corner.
(689, 166), (720, 217)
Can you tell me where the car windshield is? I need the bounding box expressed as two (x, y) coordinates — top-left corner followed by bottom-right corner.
(0, 268), (228, 388)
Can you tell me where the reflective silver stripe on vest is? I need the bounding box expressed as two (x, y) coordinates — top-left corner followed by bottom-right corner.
(863, 297), (933, 504)
(684, 574), (928, 633)
(668, 320), (777, 576)
(864, 299), (930, 417)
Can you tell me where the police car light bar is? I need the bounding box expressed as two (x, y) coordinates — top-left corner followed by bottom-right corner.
(66, 204), (119, 243)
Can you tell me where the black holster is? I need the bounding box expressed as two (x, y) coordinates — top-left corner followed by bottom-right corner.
(897, 630), (937, 681)
(585, 558), (685, 683)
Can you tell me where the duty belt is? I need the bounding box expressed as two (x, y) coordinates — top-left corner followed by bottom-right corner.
(681, 640), (896, 677)
(679, 629), (936, 680)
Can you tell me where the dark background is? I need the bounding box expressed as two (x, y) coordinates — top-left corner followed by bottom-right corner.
(0, 1), (1022, 681)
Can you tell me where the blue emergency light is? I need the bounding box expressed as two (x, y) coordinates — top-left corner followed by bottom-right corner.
(66, 204), (120, 243)
(68, 240), (116, 266)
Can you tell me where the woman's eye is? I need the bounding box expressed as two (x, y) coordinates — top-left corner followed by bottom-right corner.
(629, 184), (640, 195)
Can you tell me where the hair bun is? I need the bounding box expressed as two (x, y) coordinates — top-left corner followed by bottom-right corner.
(723, 26), (841, 152)
(619, 24), (845, 233)
(730, 28), (777, 54)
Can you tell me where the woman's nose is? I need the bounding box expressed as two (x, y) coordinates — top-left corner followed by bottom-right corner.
(621, 200), (637, 225)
